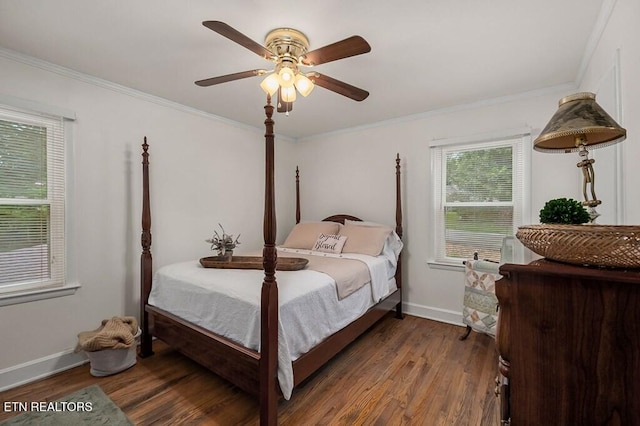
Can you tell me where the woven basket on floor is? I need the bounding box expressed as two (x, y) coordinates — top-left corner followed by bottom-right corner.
(516, 224), (640, 268)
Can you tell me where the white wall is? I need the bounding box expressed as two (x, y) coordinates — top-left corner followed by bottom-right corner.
(0, 54), (297, 382)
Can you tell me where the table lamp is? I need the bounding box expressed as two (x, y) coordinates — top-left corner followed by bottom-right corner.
(534, 92), (626, 222)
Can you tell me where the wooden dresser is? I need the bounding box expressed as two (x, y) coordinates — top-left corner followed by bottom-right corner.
(495, 260), (640, 426)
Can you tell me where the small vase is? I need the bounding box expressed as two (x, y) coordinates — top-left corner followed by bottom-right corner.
(224, 250), (233, 262)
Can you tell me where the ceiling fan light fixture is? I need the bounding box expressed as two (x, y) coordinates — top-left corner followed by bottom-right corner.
(294, 73), (314, 97)
(260, 73), (279, 96)
(198, 22), (371, 111)
(281, 86), (297, 103)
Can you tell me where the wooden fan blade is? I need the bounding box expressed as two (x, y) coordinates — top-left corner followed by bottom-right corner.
(203, 21), (273, 60)
(309, 73), (369, 101)
(195, 69), (266, 87)
(300, 36), (371, 66)
(276, 87), (293, 113)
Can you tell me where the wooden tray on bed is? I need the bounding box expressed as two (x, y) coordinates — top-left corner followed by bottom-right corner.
(199, 256), (308, 271)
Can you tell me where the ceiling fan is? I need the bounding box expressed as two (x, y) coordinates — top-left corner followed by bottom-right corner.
(195, 21), (371, 113)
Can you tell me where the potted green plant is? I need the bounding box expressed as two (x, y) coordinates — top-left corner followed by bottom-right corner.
(539, 198), (590, 224)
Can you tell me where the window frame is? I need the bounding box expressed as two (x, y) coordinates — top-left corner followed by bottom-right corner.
(429, 128), (531, 269)
(0, 98), (78, 306)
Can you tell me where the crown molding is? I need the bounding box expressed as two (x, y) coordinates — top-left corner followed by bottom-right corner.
(297, 82), (577, 143)
(575, 0), (618, 86)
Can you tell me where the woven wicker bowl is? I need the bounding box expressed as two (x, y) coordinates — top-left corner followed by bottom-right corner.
(516, 224), (640, 268)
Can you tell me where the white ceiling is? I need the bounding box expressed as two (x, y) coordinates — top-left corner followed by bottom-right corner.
(0, 0), (606, 139)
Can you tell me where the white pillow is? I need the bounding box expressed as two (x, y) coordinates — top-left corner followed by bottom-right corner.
(312, 233), (348, 254)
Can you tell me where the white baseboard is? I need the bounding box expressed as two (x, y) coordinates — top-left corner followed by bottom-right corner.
(0, 349), (89, 392)
(403, 302), (464, 327)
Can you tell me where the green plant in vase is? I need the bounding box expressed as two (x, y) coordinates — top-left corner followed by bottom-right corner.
(206, 224), (240, 260)
(539, 198), (590, 224)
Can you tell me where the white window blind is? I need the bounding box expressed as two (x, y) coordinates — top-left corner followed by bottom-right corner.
(0, 108), (65, 292)
(431, 135), (526, 265)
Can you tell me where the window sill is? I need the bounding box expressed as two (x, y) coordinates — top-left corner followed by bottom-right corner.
(0, 282), (81, 307)
(427, 260), (465, 272)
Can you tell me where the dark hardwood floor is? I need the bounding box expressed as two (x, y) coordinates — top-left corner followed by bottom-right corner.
(0, 315), (499, 425)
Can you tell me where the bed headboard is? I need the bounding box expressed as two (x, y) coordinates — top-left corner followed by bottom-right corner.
(322, 214), (362, 224)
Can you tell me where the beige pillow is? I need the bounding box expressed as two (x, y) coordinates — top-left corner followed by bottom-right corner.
(282, 222), (341, 249)
(339, 224), (392, 256)
(312, 233), (348, 254)
(344, 219), (393, 233)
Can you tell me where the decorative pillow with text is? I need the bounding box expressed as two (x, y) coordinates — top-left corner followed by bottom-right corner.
(282, 222), (342, 249)
(312, 233), (348, 254)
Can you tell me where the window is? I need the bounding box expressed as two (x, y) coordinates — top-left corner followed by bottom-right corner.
(0, 106), (66, 296)
(430, 131), (529, 266)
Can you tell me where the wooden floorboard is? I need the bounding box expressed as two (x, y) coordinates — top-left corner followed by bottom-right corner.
(0, 315), (499, 425)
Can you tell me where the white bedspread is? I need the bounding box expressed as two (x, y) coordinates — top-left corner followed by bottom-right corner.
(148, 248), (397, 399)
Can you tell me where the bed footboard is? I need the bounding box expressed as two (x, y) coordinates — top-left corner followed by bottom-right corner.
(147, 305), (261, 395)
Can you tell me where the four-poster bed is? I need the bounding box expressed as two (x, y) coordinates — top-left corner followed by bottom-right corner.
(139, 97), (404, 425)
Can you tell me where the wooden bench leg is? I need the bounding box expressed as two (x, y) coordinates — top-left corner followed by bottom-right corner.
(459, 325), (472, 341)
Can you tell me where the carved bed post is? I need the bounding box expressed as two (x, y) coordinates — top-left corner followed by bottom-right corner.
(140, 137), (154, 357)
(295, 166), (301, 224)
(395, 153), (404, 319)
(260, 95), (278, 426)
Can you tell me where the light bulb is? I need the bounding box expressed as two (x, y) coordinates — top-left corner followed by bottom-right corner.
(278, 67), (295, 88)
(281, 86), (297, 102)
(260, 73), (279, 96)
(294, 74), (314, 97)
